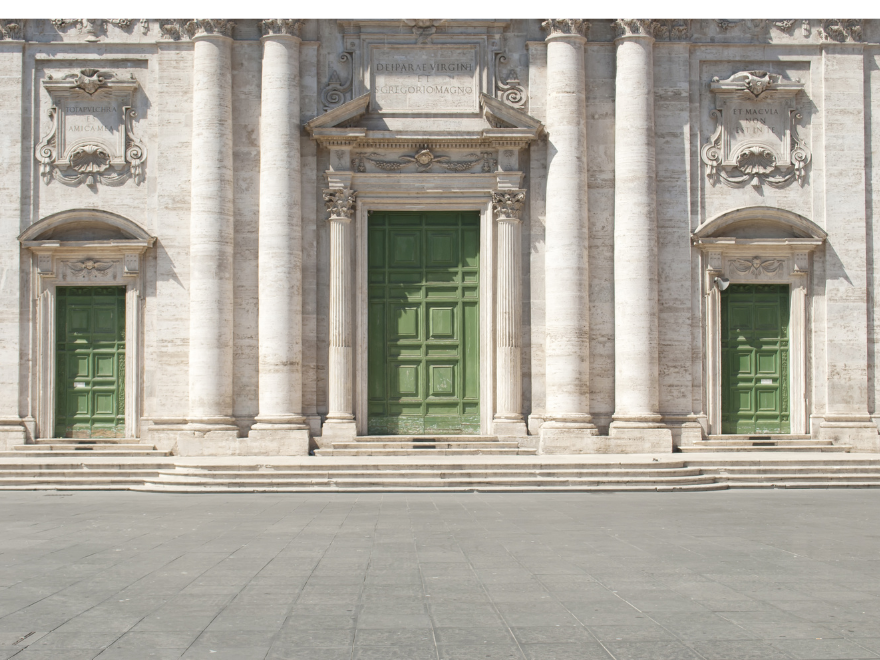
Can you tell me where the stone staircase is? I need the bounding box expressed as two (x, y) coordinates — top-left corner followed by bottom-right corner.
(314, 435), (537, 456)
(687, 456), (880, 488)
(680, 434), (851, 452)
(136, 460), (721, 492)
(1, 438), (172, 458)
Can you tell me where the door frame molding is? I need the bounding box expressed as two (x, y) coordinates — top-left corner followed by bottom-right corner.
(694, 208), (826, 436)
(355, 195), (494, 436)
(21, 212), (154, 440)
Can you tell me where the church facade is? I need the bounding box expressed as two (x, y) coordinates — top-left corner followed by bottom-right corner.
(1, 18), (878, 456)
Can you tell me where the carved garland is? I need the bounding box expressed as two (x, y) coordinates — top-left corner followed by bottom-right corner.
(351, 148), (497, 174)
(729, 257), (785, 276)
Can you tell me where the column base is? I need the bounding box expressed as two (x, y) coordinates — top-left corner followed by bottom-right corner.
(820, 416), (879, 452)
(246, 426), (310, 456)
(608, 424), (673, 453)
(678, 422), (705, 447)
(320, 418), (357, 443)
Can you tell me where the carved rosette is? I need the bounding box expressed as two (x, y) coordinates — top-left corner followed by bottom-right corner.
(0, 20), (22, 40)
(821, 19), (862, 42)
(492, 191), (526, 221)
(324, 189), (357, 221)
(542, 19), (589, 39)
(260, 19), (304, 37)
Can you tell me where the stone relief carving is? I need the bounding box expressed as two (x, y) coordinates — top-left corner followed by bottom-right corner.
(35, 68), (146, 188)
(714, 19), (801, 38)
(492, 190), (526, 220)
(52, 19), (134, 42)
(700, 70), (810, 189)
(324, 189), (357, 220)
(404, 19), (444, 44)
(321, 50), (354, 112)
(61, 259), (120, 281)
(820, 20), (862, 42)
(158, 19), (234, 40)
(495, 54), (525, 109)
(0, 20), (22, 40)
(353, 148), (496, 174)
(542, 20), (589, 38)
(260, 19), (304, 36)
(730, 257), (786, 276)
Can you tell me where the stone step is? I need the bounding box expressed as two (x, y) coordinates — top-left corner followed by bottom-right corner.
(726, 481), (880, 489)
(135, 481), (728, 493)
(321, 442), (521, 450)
(314, 448), (537, 456)
(33, 438), (139, 445)
(0, 462), (175, 471)
(13, 444), (151, 451)
(0, 449), (171, 457)
(164, 467), (705, 479)
(187, 461), (688, 472)
(0, 476), (160, 485)
(723, 473), (880, 482)
(695, 439), (835, 447)
(680, 444), (850, 452)
(348, 435), (500, 443)
(706, 434), (813, 441)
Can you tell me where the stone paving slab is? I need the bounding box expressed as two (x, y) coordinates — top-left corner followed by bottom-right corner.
(0, 490), (879, 659)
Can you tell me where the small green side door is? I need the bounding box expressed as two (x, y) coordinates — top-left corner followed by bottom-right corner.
(721, 284), (790, 434)
(367, 211), (480, 435)
(55, 286), (126, 438)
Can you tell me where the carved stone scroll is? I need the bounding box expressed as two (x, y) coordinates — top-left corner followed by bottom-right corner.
(700, 70), (810, 188)
(495, 54), (525, 108)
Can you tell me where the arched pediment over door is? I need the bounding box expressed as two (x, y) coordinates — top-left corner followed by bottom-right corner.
(692, 206), (826, 438)
(19, 209), (155, 440)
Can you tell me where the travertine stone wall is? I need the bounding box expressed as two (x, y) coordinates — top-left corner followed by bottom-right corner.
(1, 19), (879, 454)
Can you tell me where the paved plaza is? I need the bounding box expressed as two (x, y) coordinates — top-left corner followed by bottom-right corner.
(0, 491), (879, 659)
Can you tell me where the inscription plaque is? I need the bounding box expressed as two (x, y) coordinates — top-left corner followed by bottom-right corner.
(371, 45), (479, 113)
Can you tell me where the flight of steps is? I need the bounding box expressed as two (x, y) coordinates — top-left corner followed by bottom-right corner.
(136, 460), (723, 492)
(314, 435), (537, 456)
(688, 456), (880, 488)
(680, 434), (851, 452)
(1, 438), (172, 458)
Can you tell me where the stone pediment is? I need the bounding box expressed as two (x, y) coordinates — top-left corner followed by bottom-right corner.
(304, 93), (543, 151)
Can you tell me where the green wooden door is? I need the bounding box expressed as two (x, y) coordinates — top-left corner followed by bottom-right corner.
(368, 211), (480, 435)
(55, 287), (126, 438)
(721, 284), (790, 434)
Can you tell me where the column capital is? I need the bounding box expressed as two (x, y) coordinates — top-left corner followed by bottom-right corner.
(612, 19), (658, 40)
(542, 19), (589, 41)
(492, 190), (526, 221)
(324, 188), (357, 221)
(189, 19), (235, 40)
(260, 19), (304, 38)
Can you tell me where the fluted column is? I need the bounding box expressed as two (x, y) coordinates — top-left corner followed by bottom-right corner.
(188, 20), (236, 431)
(493, 191), (528, 437)
(539, 19), (597, 451)
(322, 189), (357, 438)
(250, 20), (309, 450)
(609, 20), (671, 450)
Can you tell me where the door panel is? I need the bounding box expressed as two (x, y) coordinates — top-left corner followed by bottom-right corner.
(55, 286), (126, 438)
(368, 211), (479, 435)
(721, 284), (790, 434)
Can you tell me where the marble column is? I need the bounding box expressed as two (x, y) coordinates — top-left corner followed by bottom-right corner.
(188, 20), (237, 435)
(493, 190), (528, 438)
(609, 20), (671, 451)
(322, 189), (357, 439)
(539, 19), (598, 453)
(249, 20), (309, 453)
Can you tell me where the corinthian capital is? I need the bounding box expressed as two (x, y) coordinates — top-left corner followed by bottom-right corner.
(0, 20), (23, 40)
(189, 19), (235, 39)
(324, 189), (357, 220)
(261, 19), (304, 37)
(542, 19), (589, 39)
(612, 19), (658, 38)
(493, 190), (526, 221)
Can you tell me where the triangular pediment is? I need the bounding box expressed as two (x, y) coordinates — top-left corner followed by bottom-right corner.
(480, 94), (543, 133)
(304, 93), (371, 133)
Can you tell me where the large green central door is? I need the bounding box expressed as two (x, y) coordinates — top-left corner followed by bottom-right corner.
(55, 286), (126, 438)
(721, 284), (790, 434)
(368, 211), (480, 435)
